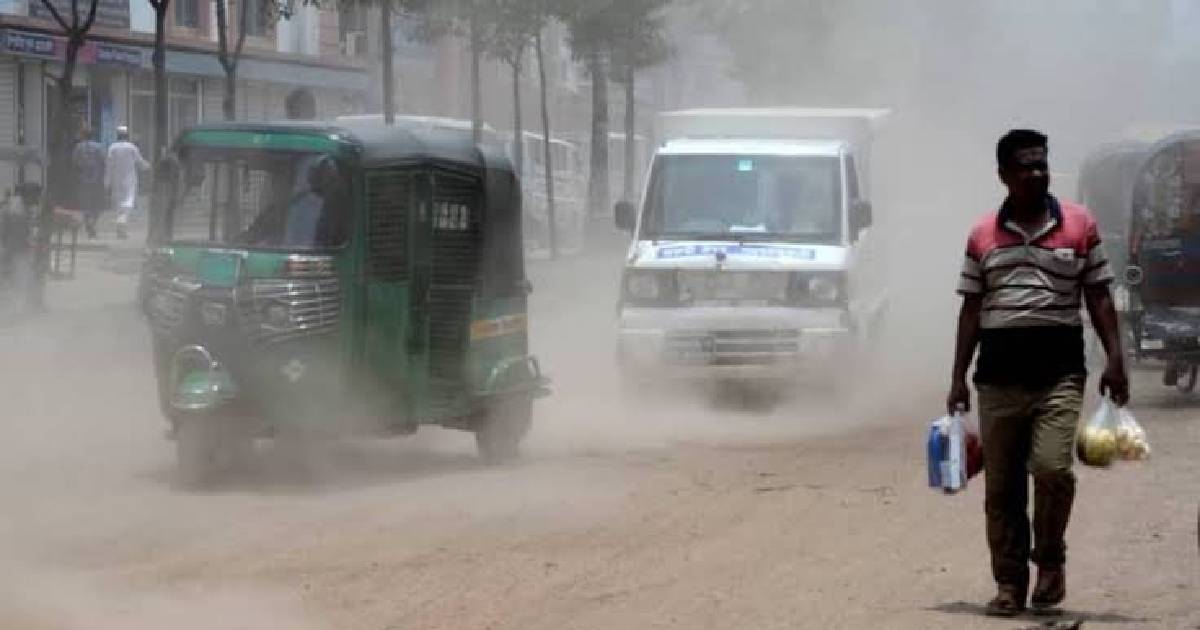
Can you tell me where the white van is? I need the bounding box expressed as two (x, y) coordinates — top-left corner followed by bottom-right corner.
(614, 108), (890, 384)
(510, 131), (587, 257)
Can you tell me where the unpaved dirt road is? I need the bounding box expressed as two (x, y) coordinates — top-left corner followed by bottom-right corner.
(1, 250), (1196, 630)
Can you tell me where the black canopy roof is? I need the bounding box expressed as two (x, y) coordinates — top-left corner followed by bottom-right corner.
(176, 119), (512, 173)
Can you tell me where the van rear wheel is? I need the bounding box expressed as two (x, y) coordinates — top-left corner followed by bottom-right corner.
(475, 396), (533, 464)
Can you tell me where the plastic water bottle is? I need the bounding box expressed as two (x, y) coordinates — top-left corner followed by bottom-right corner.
(927, 417), (947, 489)
(928, 414), (967, 494)
(944, 413), (965, 493)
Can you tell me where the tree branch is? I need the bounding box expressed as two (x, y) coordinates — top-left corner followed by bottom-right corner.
(38, 0), (71, 33)
(81, 0), (100, 36)
(234, 0), (249, 67)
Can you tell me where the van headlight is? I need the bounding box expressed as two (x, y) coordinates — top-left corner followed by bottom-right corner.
(623, 270), (675, 306)
(627, 272), (660, 299)
(789, 272), (846, 305)
(808, 276), (840, 303)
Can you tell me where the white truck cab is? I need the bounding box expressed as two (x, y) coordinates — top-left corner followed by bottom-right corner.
(614, 108), (889, 382)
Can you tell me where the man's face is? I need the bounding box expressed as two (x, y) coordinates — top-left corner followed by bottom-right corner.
(1000, 146), (1050, 201)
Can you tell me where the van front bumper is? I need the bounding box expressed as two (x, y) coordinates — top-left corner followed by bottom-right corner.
(617, 306), (852, 380)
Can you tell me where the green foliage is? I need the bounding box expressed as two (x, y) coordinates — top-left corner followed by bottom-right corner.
(554, 0), (672, 74)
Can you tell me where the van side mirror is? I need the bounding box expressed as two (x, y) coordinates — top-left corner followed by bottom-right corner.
(851, 199), (873, 237)
(614, 201), (636, 232)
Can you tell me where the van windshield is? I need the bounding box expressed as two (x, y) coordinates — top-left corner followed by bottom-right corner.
(167, 150), (349, 249)
(640, 154), (842, 243)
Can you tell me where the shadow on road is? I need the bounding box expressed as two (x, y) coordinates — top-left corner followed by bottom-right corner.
(928, 600), (1157, 625)
(141, 438), (493, 496)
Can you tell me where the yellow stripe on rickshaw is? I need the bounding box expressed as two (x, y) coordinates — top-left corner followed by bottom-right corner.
(470, 314), (527, 341)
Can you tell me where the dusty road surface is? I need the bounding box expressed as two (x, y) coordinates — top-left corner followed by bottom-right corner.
(1, 250), (1197, 630)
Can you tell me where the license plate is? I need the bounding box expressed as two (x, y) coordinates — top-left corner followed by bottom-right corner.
(1141, 339), (1165, 351)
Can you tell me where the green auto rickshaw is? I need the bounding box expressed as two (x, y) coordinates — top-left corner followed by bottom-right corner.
(141, 120), (548, 484)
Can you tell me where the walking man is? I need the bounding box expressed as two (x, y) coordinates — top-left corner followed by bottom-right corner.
(947, 129), (1130, 616)
(105, 125), (150, 240)
(71, 125), (107, 239)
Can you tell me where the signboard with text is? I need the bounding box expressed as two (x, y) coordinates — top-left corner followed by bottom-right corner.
(0, 30), (147, 68)
(28, 0), (131, 31)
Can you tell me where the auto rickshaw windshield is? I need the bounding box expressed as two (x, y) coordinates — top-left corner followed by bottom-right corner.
(168, 150), (350, 250)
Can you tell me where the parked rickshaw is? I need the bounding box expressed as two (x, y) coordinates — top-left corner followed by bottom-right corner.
(142, 121), (548, 484)
(1076, 141), (1149, 366)
(1125, 131), (1200, 392)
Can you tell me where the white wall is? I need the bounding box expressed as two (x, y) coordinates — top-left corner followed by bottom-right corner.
(0, 0), (26, 16)
(130, 0), (155, 33)
(275, 4), (321, 56)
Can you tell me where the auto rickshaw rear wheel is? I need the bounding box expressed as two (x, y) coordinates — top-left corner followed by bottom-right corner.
(475, 396), (533, 464)
(1177, 364), (1199, 394)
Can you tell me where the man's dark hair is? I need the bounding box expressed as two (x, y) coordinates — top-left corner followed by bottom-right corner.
(996, 129), (1048, 168)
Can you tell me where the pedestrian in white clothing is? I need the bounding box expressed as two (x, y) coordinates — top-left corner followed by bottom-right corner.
(105, 125), (150, 239)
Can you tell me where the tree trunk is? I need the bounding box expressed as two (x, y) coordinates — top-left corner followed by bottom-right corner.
(469, 11), (482, 144)
(511, 59), (522, 179)
(623, 65), (636, 203)
(535, 30), (557, 260)
(148, 1), (170, 246)
(215, 0), (237, 121)
(33, 34), (84, 308)
(380, 1), (395, 125)
(153, 3), (169, 165)
(586, 50), (610, 223)
(222, 70), (237, 121)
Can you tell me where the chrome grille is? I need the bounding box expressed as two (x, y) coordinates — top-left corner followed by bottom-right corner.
(677, 271), (789, 304)
(666, 328), (801, 365)
(238, 277), (341, 345)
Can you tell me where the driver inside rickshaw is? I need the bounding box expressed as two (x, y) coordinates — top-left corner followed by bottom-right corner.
(239, 155), (348, 248)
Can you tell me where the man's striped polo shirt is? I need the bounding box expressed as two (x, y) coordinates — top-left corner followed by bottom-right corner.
(958, 196), (1114, 385)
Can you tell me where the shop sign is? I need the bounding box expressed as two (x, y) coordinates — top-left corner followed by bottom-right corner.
(2, 30), (59, 59)
(94, 43), (145, 68)
(0, 30), (148, 69)
(29, 0), (131, 31)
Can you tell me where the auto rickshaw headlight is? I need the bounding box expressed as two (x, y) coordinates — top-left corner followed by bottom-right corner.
(200, 301), (228, 327)
(265, 303), (291, 329)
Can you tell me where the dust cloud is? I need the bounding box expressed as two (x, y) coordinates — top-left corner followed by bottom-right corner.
(4, 2), (1200, 628)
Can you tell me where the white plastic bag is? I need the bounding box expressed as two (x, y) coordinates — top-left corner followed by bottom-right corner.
(1077, 398), (1120, 467)
(1115, 406), (1151, 461)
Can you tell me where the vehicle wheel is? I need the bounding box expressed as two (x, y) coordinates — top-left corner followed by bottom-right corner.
(475, 396), (533, 464)
(175, 415), (224, 488)
(175, 414), (254, 487)
(1177, 364), (1199, 394)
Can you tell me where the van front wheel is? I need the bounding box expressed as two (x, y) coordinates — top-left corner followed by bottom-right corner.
(475, 397), (533, 464)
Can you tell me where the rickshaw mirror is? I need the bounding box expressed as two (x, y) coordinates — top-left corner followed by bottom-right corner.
(614, 200), (636, 232)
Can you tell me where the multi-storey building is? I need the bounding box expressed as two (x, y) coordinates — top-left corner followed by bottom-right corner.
(0, 0), (370, 189)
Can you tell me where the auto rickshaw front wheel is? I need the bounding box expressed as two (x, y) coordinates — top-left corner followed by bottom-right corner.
(174, 413), (254, 488)
(474, 396), (533, 464)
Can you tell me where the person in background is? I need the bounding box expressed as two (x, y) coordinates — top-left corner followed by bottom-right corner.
(1, 182), (41, 293)
(947, 129), (1130, 617)
(71, 124), (107, 239)
(105, 125), (150, 240)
